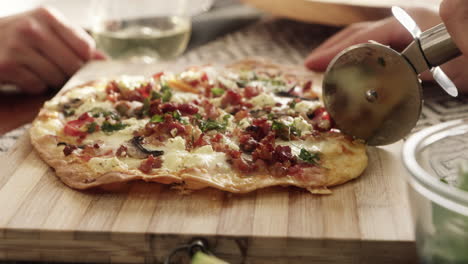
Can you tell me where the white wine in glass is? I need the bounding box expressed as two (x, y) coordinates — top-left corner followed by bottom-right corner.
(90, 0), (191, 62)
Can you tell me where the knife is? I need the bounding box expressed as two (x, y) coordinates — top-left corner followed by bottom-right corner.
(322, 7), (461, 146)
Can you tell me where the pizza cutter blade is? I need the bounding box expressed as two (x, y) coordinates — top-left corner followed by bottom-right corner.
(322, 7), (462, 146)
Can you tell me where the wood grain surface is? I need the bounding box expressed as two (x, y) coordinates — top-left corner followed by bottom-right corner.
(243, 0), (441, 26)
(0, 61), (418, 263)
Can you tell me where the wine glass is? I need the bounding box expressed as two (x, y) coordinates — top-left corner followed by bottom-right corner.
(89, 0), (191, 63)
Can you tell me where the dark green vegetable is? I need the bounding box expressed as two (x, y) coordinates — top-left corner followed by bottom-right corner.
(89, 107), (119, 120)
(199, 120), (226, 132)
(160, 84), (173, 102)
(142, 97), (151, 117)
(86, 122), (98, 133)
(150, 114), (164, 123)
(198, 115), (230, 132)
(101, 121), (128, 133)
(211, 87), (225, 96)
(289, 100), (297, 109)
(298, 149), (320, 165)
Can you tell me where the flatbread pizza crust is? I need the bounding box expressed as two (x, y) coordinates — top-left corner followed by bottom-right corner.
(30, 58), (368, 194)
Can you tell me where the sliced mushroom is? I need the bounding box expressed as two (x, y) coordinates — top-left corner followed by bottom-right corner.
(130, 136), (164, 158)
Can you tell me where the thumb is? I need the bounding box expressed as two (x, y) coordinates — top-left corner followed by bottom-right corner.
(440, 0), (468, 55)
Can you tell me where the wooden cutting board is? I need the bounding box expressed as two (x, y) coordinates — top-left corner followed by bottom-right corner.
(0, 61), (417, 264)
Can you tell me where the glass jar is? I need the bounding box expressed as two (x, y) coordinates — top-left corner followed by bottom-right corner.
(403, 119), (468, 264)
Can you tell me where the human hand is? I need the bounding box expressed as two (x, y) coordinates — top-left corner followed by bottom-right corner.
(305, 8), (440, 72)
(305, 7), (468, 93)
(0, 7), (105, 94)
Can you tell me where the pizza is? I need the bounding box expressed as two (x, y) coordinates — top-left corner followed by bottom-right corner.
(30, 59), (368, 194)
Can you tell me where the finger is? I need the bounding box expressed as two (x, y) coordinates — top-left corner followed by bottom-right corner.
(16, 17), (84, 76)
(312, 22), (370, 54)
(92, 50), (108, 60)
(0, 64), (47, 94)
(18, 47), (67, 88)
(33, 6), (96, 61)
(440, 0), (468, 56)
(305, 27), (384, 71)
(440, 55), (468, 93)
(305, 18), (410, 71)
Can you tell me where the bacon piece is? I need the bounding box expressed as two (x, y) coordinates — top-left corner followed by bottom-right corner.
(245, 118), (271, 141)
(63, 145), (77, 156)
(64, 113), (94, 137)
(193, 133), (209, 148)
(202, 100), (220, 119)
(138, 155), (163, 173)
(272, 145), (295, 163)
(231, 157), (256, 173)
(234, 110), (249, 121)
(244, 85), (262, 99)
(221, 90), (242, 107)
(161, 103), (178, 113)
(105, 81), (120, 102)
(116, 145), (128, 157)
(152, 72), (164, 80)
(149, 99), (162, 116)
(136, 83), (153, 98)
(252, 134), (275, 162)
(177, 103), (199, 115)
(239, 134), (258, 153)
(309, 107), (334, 132)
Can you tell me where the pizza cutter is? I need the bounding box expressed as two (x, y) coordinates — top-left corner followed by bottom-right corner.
(322, 6), (462, 146)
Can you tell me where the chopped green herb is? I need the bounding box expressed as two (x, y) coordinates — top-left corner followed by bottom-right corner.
(289, 100), (297, 109)
(298, 149), (320, 165)
(440, 178), (448, 184)
(194, 113), (203, 120)
(272, 120), (288, 131)
(86, 122), (98, 133)
(290, 124), (302, 137)
(377, 57), (386, 67)
(101, 121), (128, 133)
(267, 113), (275, 120)
(160, 84), (173, 102)
(223, 114), (232, 122)
(142, 97), (151, 117)
(211, 87), (225, 96)
(150, 114), (164, 123)
(199, 119), (226, 132)
(89, 107), (119, 120)
(150, 90), (161, 100)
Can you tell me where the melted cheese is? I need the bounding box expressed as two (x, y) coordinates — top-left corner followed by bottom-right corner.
(276, 138), (341, 156)
(295, 101), (322, 115)
(88, 156), (125, 174)
(249, 93), (277, 108)
(157, 137), (231, 173)
(82, 118), (147, 150)
(171, 92), (200, 104)
(74, 100), (115, 116)
(116, 75), (148, 91)
(65, 86), (98, 100)
(293, 116), (313, 135)
(34, 118), (63, 137)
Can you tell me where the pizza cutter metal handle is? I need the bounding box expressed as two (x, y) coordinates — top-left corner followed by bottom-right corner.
(419, 23), (461, 68)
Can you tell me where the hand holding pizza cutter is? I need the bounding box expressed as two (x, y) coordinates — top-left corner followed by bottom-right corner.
(322, 7), (462, 146)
